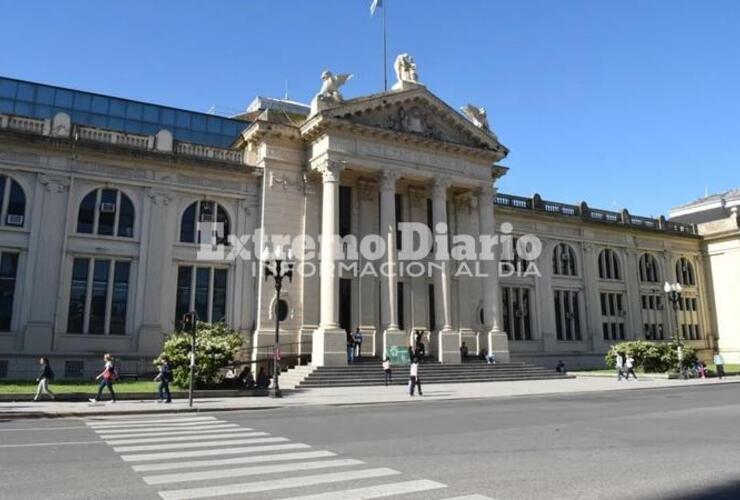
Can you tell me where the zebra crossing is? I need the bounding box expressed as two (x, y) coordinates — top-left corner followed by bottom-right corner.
(86, 413), (494, 500)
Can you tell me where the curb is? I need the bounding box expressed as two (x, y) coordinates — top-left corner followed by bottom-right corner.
(0, 404), (283, 420)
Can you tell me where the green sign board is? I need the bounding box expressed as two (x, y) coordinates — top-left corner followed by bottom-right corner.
(386, 345), (411, 366)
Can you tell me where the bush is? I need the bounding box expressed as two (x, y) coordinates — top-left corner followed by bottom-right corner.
(605, 340), (697, 373)
(156, 322), (243, 388)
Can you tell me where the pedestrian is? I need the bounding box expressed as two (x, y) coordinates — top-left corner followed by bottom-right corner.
(409, 358), (423, 396)
(615, 352), (625, 381)
(33, 357), (56, 401)
(460, 342), (469, 359)
(383, 357), (392, 386)
(354, 327), (363, 359)
(256, 367), (270, 389)
(154, 357), (173, 403)
(555, 360), (566, 374)
(345, 331), (355, 364)
(89, 353), (117, 404)
(486, 349), (496, 365)
(625, 353), (638, 380)
(713, 351), (725, 380)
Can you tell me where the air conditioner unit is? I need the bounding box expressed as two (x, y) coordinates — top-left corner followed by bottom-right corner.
(100, 202), (116, 213)
(6, 214), (24, 226)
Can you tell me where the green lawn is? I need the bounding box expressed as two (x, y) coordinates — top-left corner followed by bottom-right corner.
(0, 380), (161, 394)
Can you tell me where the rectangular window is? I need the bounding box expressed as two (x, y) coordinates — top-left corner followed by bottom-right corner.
(678, 295), (701, 340)
(67, 258), (130, 335)
(174, 266), (228, 327)
(0, 252), (19, 331)
(640, 293), (664, 340)
(502, 286), (532, 341)
(554, 289), (581, 341)
(339, 186), (352, 238)
(601, 291), (627, 340)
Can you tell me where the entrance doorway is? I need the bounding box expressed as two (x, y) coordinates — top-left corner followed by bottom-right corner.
(339, 278), (352, 333)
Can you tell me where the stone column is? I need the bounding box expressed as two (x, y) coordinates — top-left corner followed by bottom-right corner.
(433, 178), (460, 363)
(477, 185), (509, 361)
(136, 188), (174, 354)
(312, 161), (346, 366)
(357, 179), (379, 356)
(23, 175), (70, 352)
(583, 242), (605, 353)
(379, 170), (405, 356)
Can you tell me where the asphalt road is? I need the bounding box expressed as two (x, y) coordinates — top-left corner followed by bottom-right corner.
(1, 384), (739, 500)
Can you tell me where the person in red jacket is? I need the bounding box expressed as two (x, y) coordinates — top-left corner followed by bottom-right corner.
(89, 353), (117, 404)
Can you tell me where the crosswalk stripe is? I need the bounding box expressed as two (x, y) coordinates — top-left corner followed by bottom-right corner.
(143, 458), (363, 485)
(121, 442), (311, 462)
(157, 467), (401, 500)
(87, 416), (217, 426)
(131, 450), (337, 473)
(107, 431), (270, 446)
(88, 414), (214, 421)
(113, 435), (279, 453)
(440, 495), (497, 500)
(277, 479), (448, 500)
(87, 418), (218, 429)
(92, 422), (233, 433)
(95, 425), (240, 439)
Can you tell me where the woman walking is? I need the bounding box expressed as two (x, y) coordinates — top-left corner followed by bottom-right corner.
(89, 353), (117, 404)
(33, 357), (56, 401)
(382, 357), (392, 386)
(155, 357), (173, 403)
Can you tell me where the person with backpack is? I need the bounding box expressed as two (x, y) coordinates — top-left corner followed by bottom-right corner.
(89, 353), (117, 404)
(155, 356), (173, 403)
(33, 357), (56, 401)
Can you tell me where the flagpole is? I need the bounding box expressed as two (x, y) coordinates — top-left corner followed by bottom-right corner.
(383, 0), (388, 91)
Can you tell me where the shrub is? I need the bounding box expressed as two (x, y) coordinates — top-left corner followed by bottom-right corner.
(156, 322), (243, 388)
(605, 340), (697, 373)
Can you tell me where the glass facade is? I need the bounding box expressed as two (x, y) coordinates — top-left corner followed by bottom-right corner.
(0, 77), (248, 148)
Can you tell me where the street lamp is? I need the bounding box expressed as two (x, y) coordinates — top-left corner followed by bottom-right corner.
(262, 244), (295, 398)
(664, 281), (685, 377)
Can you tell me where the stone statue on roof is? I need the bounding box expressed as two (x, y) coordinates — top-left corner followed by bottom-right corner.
(318, 70), (353, 103)
(394, 54), (419, 85)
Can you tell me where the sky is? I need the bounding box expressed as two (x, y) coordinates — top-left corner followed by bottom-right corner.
(1, 0), (739, 217)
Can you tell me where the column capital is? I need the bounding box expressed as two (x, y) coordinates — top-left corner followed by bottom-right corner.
(476, 183), (497, 200)
(378, 169), (400, 192)
(317, 159), (344, 183)
(430, 177), (451, 199)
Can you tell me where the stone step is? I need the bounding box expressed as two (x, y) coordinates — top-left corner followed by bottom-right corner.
(299, 374), (573, 388)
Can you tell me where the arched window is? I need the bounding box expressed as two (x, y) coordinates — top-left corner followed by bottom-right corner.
(598, 248), (621, 280)
(76, 188), (134, 238)
(552, 243), (577, 276)
(0, 175), (26, 228)
(180, 200), (230, 245)
(638, 253), (660, 283)
(676, 257), (696, 286)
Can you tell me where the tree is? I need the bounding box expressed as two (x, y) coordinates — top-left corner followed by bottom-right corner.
(157, 322), (243, 388)
(605, 340), (697, 373)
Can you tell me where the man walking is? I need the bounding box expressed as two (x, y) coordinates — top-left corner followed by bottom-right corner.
(155, 356), (173, 403)
(625, 353), (638, 380)
(714, 351), (725, 380)
(383, 357), (392, 386)
(33, 357), (56, 401)
(615, 352), (625, 381)
(409, 358), (422, 396)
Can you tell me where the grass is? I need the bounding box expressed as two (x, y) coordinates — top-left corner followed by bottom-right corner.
(573, 364), (740, 376)
(0, 380), (161, 394)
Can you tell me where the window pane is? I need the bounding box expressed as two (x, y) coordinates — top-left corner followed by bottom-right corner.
(216, 204), (230, 245)
(6, 180), (25, 225)
(0, 253), (19, 331)
(180, 203), (196, 243)
(117, 193), (134, 238)
(109, 99), (126, 117)
(126, 102), (142, 120)
(97, 189), (117, 236)
(212, 269), (227, 323)
(89, 260), (110, 334)
(54, 89), (73, 108)
(67, 258), (89, 333)
(194, 268), (210, 321)
(0, 80), (17, 99)
(16, 82), (35, 102)
(36, 86), (55, 105)
(77, 190), (97, 233)
(175, 266), (193, 329)
(0, 176), (5, 220)
(73, 93), (91, 111)
(91, 95), (109, 114)
(176, 111), (191, 128)
(109, 261), (130, 335)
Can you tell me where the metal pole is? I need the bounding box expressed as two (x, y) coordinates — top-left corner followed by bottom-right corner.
(188, 312), (197, 408)
(271, 270), (282, 398)
(383, 0), (388, 91)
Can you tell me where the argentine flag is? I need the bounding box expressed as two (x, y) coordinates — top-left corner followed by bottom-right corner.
(370, 0), (382, 16)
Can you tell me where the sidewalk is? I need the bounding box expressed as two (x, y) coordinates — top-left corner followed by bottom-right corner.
(1, 375), (736, 419)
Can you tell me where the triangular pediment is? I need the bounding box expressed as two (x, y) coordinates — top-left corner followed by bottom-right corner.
(319, 86), (507, 155)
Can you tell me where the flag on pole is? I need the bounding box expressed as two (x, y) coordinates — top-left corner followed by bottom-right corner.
(370, 0), (382, 16)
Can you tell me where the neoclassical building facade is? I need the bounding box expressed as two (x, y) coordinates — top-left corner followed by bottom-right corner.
(0, 73), (734, 379)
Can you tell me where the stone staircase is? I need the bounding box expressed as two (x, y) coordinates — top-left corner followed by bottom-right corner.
(285, 358), (572, 389)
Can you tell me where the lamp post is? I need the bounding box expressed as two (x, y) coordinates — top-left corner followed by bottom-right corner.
(664, 281), (685, 378)
(262, 244), (295, 398)
(181, 311), (198, 408)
